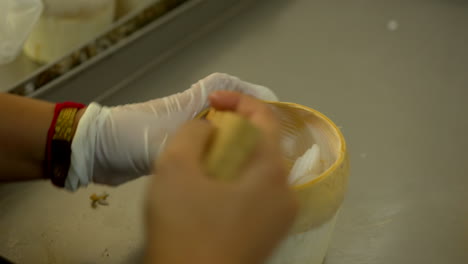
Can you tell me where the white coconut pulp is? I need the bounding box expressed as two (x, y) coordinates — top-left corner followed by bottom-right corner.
(287, 121), (338, 186)
(288, 144), (323, 185)
(23, 0), (115, 63)
(272, 105), (339, 187)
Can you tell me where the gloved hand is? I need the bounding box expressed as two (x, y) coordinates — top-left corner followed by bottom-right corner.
(66, 73), (278, 191)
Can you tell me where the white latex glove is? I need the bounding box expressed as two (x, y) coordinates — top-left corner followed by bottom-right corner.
(66, 73), (278, 191)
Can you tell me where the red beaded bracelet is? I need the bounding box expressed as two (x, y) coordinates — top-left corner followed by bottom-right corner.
(45, 102), (86, 187)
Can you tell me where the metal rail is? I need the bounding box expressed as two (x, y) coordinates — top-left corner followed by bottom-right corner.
(2, 0), (247, 103)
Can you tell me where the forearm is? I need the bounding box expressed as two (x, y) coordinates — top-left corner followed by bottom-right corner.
(0, 93), (84, 182)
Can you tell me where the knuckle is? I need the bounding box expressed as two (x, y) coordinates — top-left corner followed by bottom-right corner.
(187, 119), (209, 128)
(258, 103), (274, 117)
(203, 73), (223, 85)
(185, 120), (212, 135)
(181, 120), (198, 131)
(207, 72), (229, 81)
(261, 102), (276, 115)
(159, 147), (185, 166)
(204, 73), (236, 91)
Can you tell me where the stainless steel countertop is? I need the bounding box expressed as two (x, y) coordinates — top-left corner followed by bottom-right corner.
(1, 0), (467, 263)
(103, 0), (468, 263)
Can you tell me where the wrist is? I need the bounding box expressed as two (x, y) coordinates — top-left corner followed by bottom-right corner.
(72, 108), (86, 141)
(45, 103), (86, 187)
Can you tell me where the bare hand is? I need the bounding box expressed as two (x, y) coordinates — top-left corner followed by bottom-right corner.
(145, 91), (297, 264)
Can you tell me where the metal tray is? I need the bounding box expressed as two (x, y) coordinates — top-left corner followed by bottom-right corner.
(0, 0), (248, 103)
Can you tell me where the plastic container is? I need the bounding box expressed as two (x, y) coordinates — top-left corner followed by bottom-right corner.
(199, 101), (349, 263)
(267, 102), (349, 264)
(23, 0), (115, 64)
(0, 0), (43, 64)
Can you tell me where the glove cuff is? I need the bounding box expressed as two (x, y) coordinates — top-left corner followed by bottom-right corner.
(65, 102), (109, 191)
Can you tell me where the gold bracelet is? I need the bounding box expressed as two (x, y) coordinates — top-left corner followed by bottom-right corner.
(53, 108), (78, 141)
(47, 104), (84, 188)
